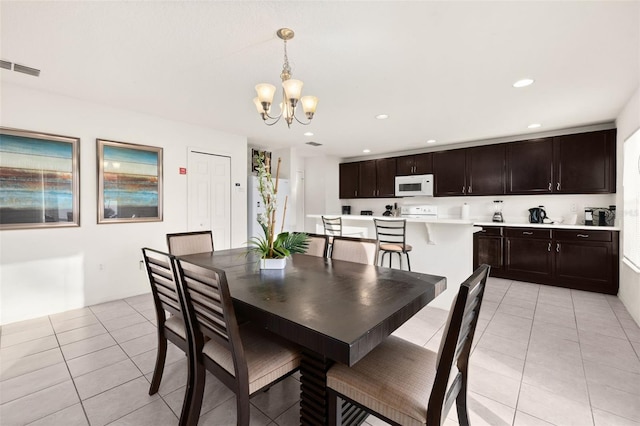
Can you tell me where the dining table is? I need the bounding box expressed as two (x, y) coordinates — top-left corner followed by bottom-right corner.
(178, 248), (447, 425)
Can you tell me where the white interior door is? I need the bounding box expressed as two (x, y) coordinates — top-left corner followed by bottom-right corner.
(188, 150), (231, 250)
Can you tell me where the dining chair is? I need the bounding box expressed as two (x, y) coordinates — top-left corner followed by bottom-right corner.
(141, 248), (189, 403)
(303, 232), (330, 257)
(330, 236), (379, 265)
(326, 264), (491, 426)
(172, 257), (302, 426)
(374, 218), (413, 271)
(166, 230), (214, 256)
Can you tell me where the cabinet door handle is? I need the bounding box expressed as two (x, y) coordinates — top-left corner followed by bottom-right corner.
(556, 243), (560, 252)
(462, 185), (466, 194)
(548, 182), (552, 191)
(480, 229), (487, 233)
(557, 182), (560, 191)
(523, 231), (533, 235)
(468, 186), (472, 194)
(577, 234), (589, 238)
(355, 190), (358, 197)
(548, 242), (551, 251)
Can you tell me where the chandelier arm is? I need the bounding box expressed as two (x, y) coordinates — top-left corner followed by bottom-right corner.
(263, 116), (283, 126)
(293, 114), (312, 125)
(263, 110), (283, 121)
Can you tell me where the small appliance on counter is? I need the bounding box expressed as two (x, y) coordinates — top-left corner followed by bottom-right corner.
(383, 205), (394, 216)
(528, 206), (547, 224)
(360, 210), (373, 216)
(342, 205), (351, 215)
(586, 206), (616, 226)
(492, 200), (504, 223)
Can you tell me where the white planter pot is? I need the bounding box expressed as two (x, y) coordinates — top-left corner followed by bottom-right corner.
(259, 258), (287, 270)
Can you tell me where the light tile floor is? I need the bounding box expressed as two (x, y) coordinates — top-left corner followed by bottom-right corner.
(1, 278), (640, 425)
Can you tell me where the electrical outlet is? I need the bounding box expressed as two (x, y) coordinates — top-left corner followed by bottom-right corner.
(99, 263), (104, 270)
(570, 203), (577, 212)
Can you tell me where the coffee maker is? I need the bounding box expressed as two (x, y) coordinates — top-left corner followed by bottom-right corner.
(528, 206), (547, 224)
(341, 205), (351, 215)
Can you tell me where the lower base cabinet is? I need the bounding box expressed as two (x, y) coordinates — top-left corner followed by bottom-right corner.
(473, 226), (619, 294)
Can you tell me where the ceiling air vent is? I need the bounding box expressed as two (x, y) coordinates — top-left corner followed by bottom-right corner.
(13, 63), (40, 77)
(0, 60), (12, 70)
(305, 141), (322, 147)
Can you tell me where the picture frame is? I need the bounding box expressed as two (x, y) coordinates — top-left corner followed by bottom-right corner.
(0, 127), (80, 230)
(97, 139), (163, 224)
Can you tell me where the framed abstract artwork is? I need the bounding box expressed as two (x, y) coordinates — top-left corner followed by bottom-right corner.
(0, 127), (80, 230)
(97, 139), (163, 223)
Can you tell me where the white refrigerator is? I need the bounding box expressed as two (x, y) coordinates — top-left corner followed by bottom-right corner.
(247, 175), (291, 242)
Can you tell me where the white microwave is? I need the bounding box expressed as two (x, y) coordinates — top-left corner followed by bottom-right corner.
(395, 174), (434, 197)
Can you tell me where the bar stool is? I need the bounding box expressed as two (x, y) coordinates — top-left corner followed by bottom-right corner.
(322, 216), (342, 256)
(374, 218), (412, 271)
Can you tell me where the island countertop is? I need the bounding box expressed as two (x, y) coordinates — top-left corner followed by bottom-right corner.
(306, 214), (474, 225)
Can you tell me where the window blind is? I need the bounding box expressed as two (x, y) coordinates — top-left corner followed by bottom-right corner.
(623, 128), (640, 270)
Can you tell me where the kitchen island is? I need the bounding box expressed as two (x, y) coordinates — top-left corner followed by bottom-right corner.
(307, 214), (476, 309)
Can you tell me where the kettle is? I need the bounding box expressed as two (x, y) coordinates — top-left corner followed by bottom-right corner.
(528, 206), (547, 224)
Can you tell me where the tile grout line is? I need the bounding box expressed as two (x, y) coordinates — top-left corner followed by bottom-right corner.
(572, 288), (598, 426)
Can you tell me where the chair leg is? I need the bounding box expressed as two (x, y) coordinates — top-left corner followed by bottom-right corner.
(237, 393), (250, 426)
(389, 251), (393, 268)
(149, 334), (167, 395)
(397, 252), (403, 270)
(405, 252), (411, 271)
(327, 390), (341, 426)
(181, 359), (206, 426)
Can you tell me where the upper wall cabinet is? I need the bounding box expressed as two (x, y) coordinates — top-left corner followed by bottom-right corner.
(433, 144), (505, 196)
(339, 162), (359, 199)
(339, 128), (616, 199)
(506, 138), (554, 194)
(358, 158), (397, 198)
(506, 129), (616, 195)
(554, 129), (616, 194)
(395, 153), (433, 176)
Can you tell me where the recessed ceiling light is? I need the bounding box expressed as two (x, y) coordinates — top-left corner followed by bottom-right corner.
(375, 114), (389, 120)
(528, 123), (542, 129)
(303, 132), (314, 136)
(363, 149), (371, 153)
(426, 139), (436, 144)
(513, 78), (534, 88)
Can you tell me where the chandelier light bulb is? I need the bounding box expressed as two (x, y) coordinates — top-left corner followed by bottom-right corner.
(255, 84), (276, 106)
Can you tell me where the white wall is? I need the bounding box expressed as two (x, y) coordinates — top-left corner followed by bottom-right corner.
(616, 86), (640, 325)
(0, 84), (248, 325)
(303, 156), (341, 232)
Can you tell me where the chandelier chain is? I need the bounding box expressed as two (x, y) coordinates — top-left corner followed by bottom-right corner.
(280, 40), (291, 82)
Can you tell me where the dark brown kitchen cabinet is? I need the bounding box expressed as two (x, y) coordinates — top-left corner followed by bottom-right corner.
(554, 129), (616, 194)
(433, 145), (504, 196)
(395, 153), (433, 176)
(506, 138), (554, 194)
(345, 158), (396, 198)
(506, 130), (616, 195)
(358, 160), (377, 198)
(504, 228), (554, 282)
(473, 226), (504, 275)
(339, 162), (359, 199)
(433, 149), (467, 196)
(475, 225), (620, 294)
(467, 144), (505, 195)
(553, 229), (619, 293)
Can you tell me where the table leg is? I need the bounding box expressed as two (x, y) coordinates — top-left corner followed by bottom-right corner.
(299, 351), (368, 426)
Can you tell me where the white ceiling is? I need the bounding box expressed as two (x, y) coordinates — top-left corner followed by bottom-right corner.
(1, 1), (639, 159)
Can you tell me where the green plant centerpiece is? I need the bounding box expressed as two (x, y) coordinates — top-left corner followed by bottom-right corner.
(248, 153), (309, 268)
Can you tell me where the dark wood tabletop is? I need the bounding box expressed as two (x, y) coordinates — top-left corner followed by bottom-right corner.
(179, 248), (446, 424)
(179, 248), (447, 366)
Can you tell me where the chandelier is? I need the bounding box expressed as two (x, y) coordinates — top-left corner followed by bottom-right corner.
(253, 28), (318, 128)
